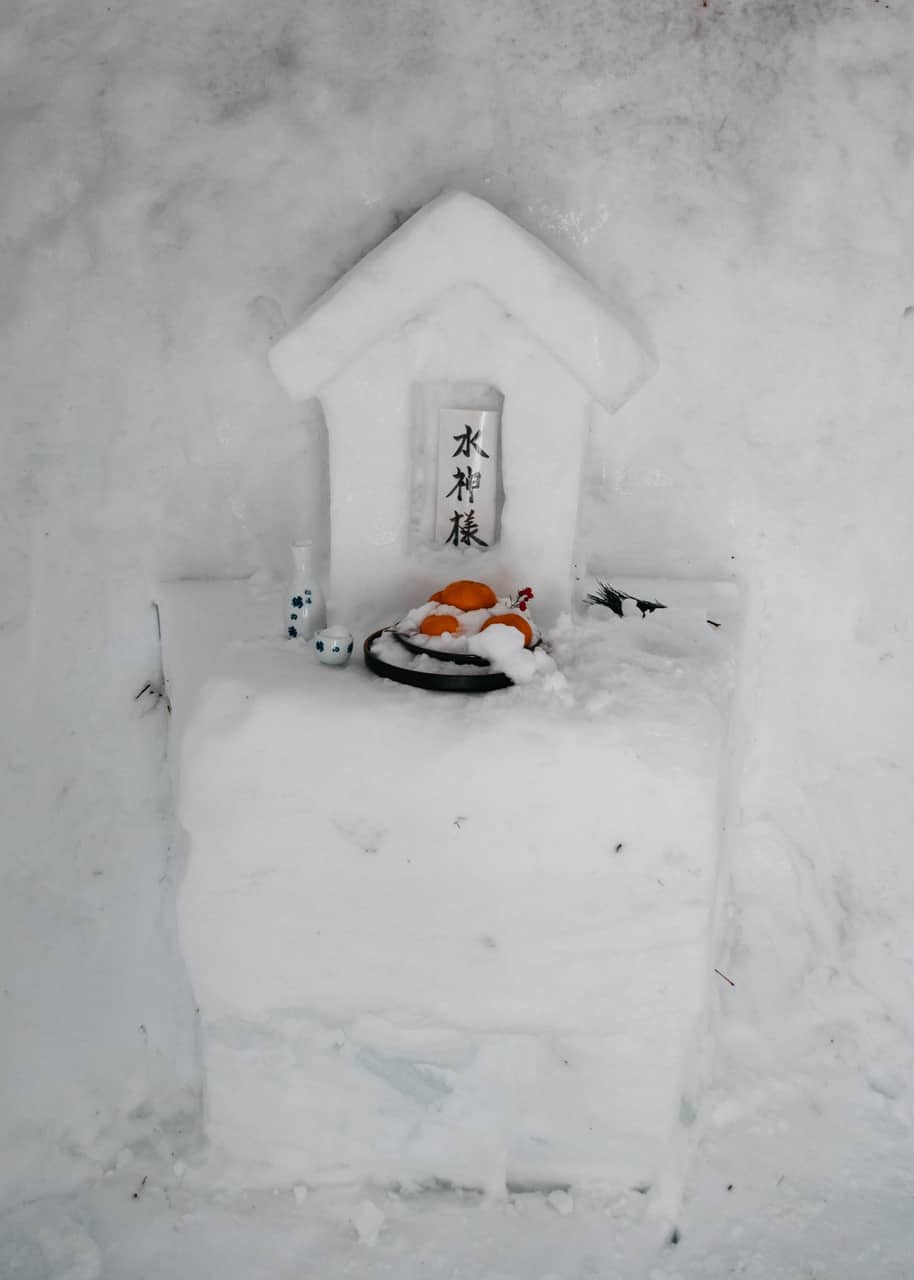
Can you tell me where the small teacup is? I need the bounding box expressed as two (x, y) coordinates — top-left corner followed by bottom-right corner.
(314, 626), (354, 667)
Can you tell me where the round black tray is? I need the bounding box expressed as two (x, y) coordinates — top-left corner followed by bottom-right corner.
(390, 629), (491, 666)
(363, 629), (513, 693)
(390, 626), (540, 665)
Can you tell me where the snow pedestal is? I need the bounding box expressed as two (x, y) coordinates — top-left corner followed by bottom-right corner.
(160, 578), (736, 1194)
(163, 192), (734, 1192)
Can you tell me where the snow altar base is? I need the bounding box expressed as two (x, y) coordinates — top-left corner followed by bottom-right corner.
(160, 579), (736, 1195)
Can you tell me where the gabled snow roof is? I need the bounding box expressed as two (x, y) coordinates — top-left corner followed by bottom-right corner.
(269, 191), (653, 412)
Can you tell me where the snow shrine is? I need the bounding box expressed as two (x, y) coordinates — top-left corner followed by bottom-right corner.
(268, 190), (652, 625)
(159, 192), (737, 1194)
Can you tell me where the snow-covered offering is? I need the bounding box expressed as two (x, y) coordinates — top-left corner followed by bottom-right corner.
(395, 600), (539, 653)
(158, 576), (736, 1196)
(380, 579), (545, 682)
(370, 629), (553, 687)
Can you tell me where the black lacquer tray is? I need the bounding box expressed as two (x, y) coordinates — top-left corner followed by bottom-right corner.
(363, 629), (514, 693)
(389, 629), (492, 666)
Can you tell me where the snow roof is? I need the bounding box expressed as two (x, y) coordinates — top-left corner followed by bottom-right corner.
(269, 190), (653, 412)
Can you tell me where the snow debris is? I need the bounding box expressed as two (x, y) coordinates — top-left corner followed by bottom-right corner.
(351, 1199), (386, 1246)
(546, 1189), (574, 1216)
(292, 1183), (309, 1205)
(466, 621), (537, 682)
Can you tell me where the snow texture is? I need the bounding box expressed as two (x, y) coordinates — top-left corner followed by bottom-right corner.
(351, 1198), (386, 1246)
(3, 0), (914, 1272)
(546, 1188), (574, 1216)
(269, 190), (652, 410)
(160, 578), (735, 1194)
(464, 623), (538, 682)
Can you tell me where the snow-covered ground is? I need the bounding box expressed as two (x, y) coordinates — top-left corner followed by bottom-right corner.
(3, 0), (914, 1273)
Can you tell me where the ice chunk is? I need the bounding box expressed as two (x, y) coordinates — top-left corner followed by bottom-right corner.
(351, 1199), (385, 1246)
(547, 1189), (574, 1215)
(466, 624), (537, 683)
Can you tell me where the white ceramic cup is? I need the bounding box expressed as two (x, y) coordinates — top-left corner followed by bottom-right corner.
(315, 626), (354, 667)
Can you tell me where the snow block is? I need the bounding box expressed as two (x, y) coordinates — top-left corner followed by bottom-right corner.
(160, 579), (736, 1194)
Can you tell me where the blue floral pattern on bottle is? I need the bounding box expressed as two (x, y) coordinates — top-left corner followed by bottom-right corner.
(286, 545), (326, 643)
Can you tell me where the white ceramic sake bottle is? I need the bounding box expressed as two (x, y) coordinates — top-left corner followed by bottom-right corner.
(285, 542), (326, 642)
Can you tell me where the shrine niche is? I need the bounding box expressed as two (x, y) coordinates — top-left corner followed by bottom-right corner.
(157, 191), (739, 1202)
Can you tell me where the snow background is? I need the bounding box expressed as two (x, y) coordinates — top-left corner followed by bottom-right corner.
(2, 0), (914, 1271)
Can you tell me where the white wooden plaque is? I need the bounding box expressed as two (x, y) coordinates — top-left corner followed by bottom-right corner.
(434, 408), (500, 550)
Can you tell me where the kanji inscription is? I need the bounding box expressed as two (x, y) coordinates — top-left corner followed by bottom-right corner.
(435, 408), (499, 549)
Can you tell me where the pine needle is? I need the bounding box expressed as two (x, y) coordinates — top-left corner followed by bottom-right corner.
(584, 580), (666, 617)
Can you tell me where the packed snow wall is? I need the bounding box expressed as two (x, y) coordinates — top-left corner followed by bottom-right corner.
(3, 0), (913, 1208)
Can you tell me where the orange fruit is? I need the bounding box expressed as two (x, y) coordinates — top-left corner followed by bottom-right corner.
(429, 580), (497, 611)
(419, 613), (461, 637)
(479, 612), (533, 647)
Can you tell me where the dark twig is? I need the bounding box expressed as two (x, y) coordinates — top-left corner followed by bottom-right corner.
(714, 968), (735, 987)
(134, 682), (171, 714)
